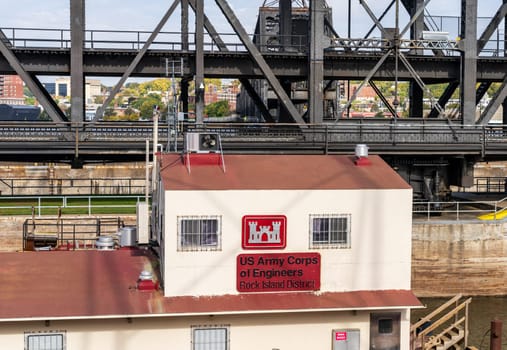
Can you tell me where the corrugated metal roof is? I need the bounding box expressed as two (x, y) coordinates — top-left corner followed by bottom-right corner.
(160, 154), (411, 191)
(0, 249), (421, 321)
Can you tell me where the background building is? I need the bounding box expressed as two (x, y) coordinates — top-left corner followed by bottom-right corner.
(0, 75), (24, 105)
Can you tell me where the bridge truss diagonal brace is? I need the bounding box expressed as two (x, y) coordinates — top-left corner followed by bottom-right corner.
(188, 0), (227, 51)
(214, 0), (305, 125)
(93, 0), (180, 122)
(0, 30), (67, 124)
(399, 0), (431, 38)
(398, 52), (443, 115)
(359, 0), (389, 38)
(240, 79), (275, 122)
(477, 2), (507, 53)
(189, 0), (273, 122)
(369, 80), (398, 117)
(337, 50), (391, 121)
(477, 75), (507, 125)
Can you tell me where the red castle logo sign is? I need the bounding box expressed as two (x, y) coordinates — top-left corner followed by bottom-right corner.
(242, 215), (287, 249)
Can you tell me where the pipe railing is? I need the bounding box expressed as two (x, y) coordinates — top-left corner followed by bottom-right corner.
(2, 26), (505, 57)
(0, 195), (147, 217)
(413, 196), (507, 221)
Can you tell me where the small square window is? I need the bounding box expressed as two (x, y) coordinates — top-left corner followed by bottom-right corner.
(25, 331), (65, 350)
(192, 325), (229, 350)
(178, 216), (221, 251)
(378, 318), (393, 334)
(309, 214), (351, 249)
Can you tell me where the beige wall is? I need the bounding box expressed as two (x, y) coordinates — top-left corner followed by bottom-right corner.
(162, 188), (413, 297)
(0, 309), (412, 350)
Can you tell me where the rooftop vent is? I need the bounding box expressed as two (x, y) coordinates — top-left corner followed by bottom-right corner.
(137, 270), (159, 291)
(95, 236), (115, 250)
(118, 226), (137, 248)
(354, 144), (371, 166)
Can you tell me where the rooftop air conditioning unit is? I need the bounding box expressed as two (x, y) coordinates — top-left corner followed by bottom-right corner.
(185, 132), (220, 153)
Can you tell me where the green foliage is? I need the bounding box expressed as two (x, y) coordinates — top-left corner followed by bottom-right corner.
(24, 86), (34, 98)
(131, 94), (163, 119)
(204, 100), (230, 117)
(24, 97), (36, 105)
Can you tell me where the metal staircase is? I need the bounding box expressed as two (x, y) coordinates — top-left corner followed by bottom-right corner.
(411, 294), (472, 350)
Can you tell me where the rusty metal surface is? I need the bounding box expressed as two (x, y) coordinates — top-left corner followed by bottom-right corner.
(161, 154), (411, 191)
(0, 248), (421, 320)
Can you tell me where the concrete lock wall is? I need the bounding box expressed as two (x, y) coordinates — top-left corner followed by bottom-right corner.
(0, 162), (147, 196)
(412, 220), (507, 297)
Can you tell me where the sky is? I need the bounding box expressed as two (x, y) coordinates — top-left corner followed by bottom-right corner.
(0, 0), (499, 33)
(0, 0), (502, 84)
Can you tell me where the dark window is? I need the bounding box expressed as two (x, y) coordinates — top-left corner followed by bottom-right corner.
(378, 318), (394, 334)
(178, 216), (221, 251)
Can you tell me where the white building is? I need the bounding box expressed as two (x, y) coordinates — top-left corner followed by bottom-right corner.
(0, 151), (420, 350)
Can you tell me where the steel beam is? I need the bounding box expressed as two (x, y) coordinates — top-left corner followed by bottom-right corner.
(70, 0), (85, 126)
(194, 0), (204, 124)
(369, 80), (398, 117)
(407, 0), (426, 117)
(477, 2), (507, 53)
(399, 0), (431, 38)
(190, 1), (272, 121)
(240, 79), (274, 122)
(428, 82), (459, 119)
(279, 0), (292, 51)
(398, 52), (443, 115)
(361, 0), (395, 42)
(338, 50), (392, 120)
(0, 30), (66, 123)
(477, 75), (507, 124)
(181, 0), (189, 51)
(308, 0), (325, 123)
(180, 79), (189, 117)
(214, 0), (305, 124)
(94, 0), (180, 122)
(460, 0), (478, 125)
(359, 0), (388, 38)
(188, 0), (228, 52)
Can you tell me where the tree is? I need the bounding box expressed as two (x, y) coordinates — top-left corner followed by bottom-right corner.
(204, 100), (230, 117)
(131, 94), (164, 120)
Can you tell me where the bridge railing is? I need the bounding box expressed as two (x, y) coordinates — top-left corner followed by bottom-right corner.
(1, 27), (309, 53)
(3, 26), (504, 57)
(0, 121), (505, 152)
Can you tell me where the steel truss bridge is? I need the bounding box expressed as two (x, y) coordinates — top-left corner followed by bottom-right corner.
(1, 0), (507, 201)
(0, 120), (505, 159)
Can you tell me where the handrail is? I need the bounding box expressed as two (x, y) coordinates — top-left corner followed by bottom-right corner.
(0, 195), (148, 216)
(410, 294), (472, 350)
(413, 196), (507, 221)
(411, 294), (462, 331)
(1, 26), (505, 58)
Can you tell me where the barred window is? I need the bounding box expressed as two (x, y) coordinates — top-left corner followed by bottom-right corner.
(25, 331), (65, 350)
(192, 325), (229, 350)
(178, 216), (221, 251)
(309, 214), (351, 249)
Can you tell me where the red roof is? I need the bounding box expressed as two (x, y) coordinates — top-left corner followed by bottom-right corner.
(0, 250), (421, 321)
(160, 154), (411, 191)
